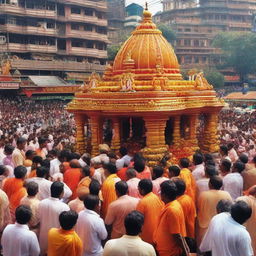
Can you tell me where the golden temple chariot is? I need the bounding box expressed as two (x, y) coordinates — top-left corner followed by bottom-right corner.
(67, 7), (224, 165)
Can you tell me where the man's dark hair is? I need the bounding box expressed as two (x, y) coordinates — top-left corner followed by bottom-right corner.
(239, 154), (248, 164)
(227, 143), (234, 150)
(32, 156), (43, 164)
(25, 150), (34, 158)
(173, 178), (186, 196)
(233, 161), (245, 173)
(82, 153), (91, 166)
(50, 181), (64, 198)
(0, 165), (7, 175)
(134, 159), (145, 173)
(205, 165), (217, 177)
(15, 205), (32, 224)
(119, 147), (128, 157)
(26, 181), (38, 196)
(4, 144), (14, 154)
(41, 159), (50, 169)
(216, 199), (233, 214)
(103, 162), (117, 174)
(59, 150), (70, 162)
(153, 166), (164, 178)
(253, 156), (256, 164)
(124, 210), (144, 236)
(81, 166), (91, 177)
(160, 180), (177, 201)
(204, 153), (213, 162)
(36, 166), (48, 178)
(138, 179), (153, 194)
(209, 176), (223, 190)
(38, 137), (47, 145)
(115, 181), (128, 196)
(168, 165), (180, 176)
(14, 166), (27, 179)
(221, 159), (232, 172)
(71, 153), (80, 160)
(84, 194), (99, 210)
(220, 145), (228, 155)
(16, 137), (27, 145)
(89, 179), (101, 196)
(59, 210), (78, 230)
(231, 201), (252, 225)
(193, 153), (203, 165)
(179, 158), (189, 168)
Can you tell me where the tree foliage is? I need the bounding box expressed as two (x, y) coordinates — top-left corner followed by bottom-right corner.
(157, 23), (176, 42)
(212, 32), (256, 82)
(204, 69), (225, 89)
(107, 44), (121, 61)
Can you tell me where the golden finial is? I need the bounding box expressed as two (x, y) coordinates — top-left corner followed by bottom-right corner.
(145, 1), (148, 10)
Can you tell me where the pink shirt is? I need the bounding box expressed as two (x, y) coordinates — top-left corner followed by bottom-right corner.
(152, 177), (169, 196)
(127, 177), (141, 199)
(136, 166), (152, 180)
(105, 195), (139, 238)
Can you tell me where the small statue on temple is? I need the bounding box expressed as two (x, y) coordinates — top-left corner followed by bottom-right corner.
(0, 60), (11, 76)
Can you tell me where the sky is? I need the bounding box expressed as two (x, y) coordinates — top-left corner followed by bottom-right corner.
(125, 0), (163, 14)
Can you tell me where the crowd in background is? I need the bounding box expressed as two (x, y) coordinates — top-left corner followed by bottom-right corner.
(0, 95), (255, 256)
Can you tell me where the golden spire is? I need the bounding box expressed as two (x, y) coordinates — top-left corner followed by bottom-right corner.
(145, 1), (148, 10)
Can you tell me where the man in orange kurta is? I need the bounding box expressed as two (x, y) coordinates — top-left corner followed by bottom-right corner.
(179, 158), (196, 201)
(76, 166), (91, 196)
(101, 163), (121, 218)
(136, 179), (164, 244)
(154, 180), (186, 256)
(173, 178), (196, 239)
(48, 210), (82, 256)
(63, 160), (82, 200)
(3, 166), (27, 219)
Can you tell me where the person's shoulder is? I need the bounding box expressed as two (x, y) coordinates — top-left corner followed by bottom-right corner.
(139, 239), (156, 251)
(48, 227), (59, 237)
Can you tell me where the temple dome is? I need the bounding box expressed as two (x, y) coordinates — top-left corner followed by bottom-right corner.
(112, 9), (180, 74)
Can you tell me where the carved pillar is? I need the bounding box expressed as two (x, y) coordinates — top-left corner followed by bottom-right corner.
(142, 117), (168, 166)
(189, 114), (199, 150)
(201, 112), (219, 153)
(90, 115), (101, 157)
(173, 116), (181, 146)
(111, 117), (121, 153)
(74, 113), (86, 154)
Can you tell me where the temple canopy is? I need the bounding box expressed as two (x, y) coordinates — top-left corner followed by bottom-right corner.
(67, 8), (224, 165)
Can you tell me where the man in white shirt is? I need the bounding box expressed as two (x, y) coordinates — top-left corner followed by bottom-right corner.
(1, 205), (40, 256)
(103, 210), (156, 256)
(223, 161), (244, 200)
(192, 153), (205, 181)
(26, 166), (72, 200)
(200, 201), (253, 256)
(76, 194), (107, 256)
(49, 150), (69, 177)
(38, 181), (70, 255)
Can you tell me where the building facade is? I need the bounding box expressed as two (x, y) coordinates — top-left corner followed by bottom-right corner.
(124, 3), (143, 29)
(0, 0), (108, 78)
(107, 0), (125, 44)
(154, 0), (256, 70)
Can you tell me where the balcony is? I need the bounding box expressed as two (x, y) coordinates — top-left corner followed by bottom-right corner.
(67, 14), (107, 26)
(56, 0), (107, 11)
(69, 47), (107, 59)
(11, 59), (105, 72)
(0, 4), (57, 19)
(0, 43), (57, 53)
(67, 30), (108, 43)
(0, 24), (57, 37)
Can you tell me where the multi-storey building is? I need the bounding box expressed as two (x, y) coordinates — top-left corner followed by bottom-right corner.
(0, 0), (108, 78)
(125, 3), (143, 29)
(154, 0), (256, 70)
(107, 0), (125, 44)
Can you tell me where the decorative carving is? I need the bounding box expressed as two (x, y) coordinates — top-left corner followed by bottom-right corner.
(194, 72), (213, 90)
(121, 73), (135, 92)
(0, 60), (11, 76)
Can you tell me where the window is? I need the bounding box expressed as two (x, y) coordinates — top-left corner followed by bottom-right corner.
(185, 28), (191, 32)
(84, 8), (93, 16)
(84, 24), (93, 31)
(71, 24), (79, 30)
(72, 41), (83, 47)
(184, 39), (191, 46)
(71, 7), (81, 14)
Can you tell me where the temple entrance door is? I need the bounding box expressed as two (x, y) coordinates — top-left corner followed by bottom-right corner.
(165, 117), (174, 145)
(120, 117), (146, 148)
(180, 115), (190, 140)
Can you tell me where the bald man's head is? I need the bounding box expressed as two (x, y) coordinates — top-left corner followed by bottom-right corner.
(70, 159), (81, 168)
